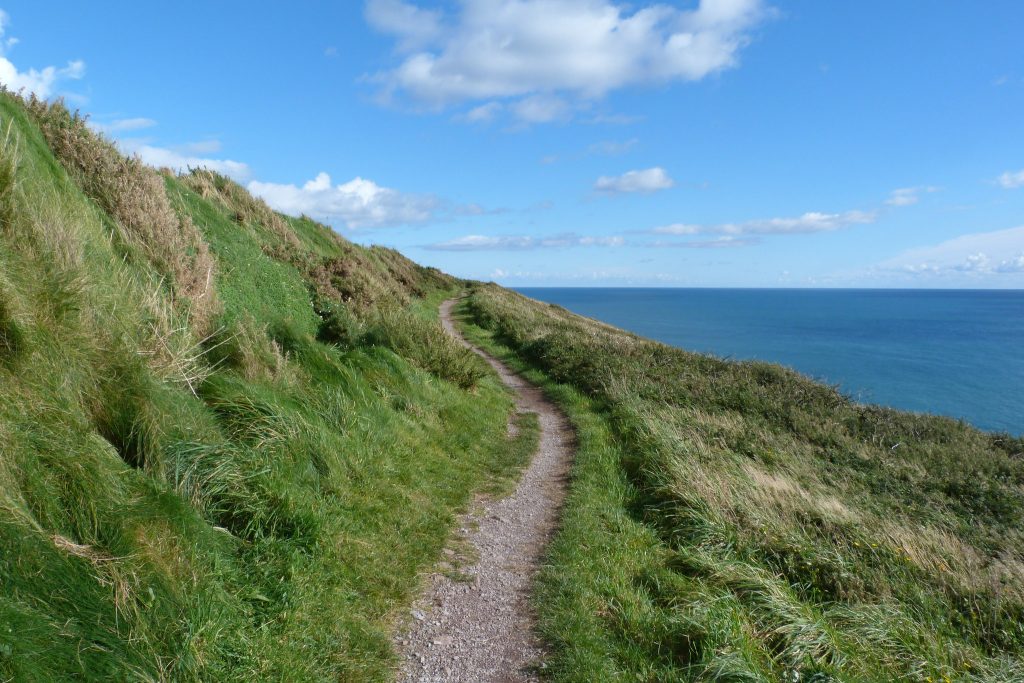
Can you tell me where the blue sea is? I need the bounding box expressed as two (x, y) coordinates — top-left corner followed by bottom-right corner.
(516, 288), (1024, 436)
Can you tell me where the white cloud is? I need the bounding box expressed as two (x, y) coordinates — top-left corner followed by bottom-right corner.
(174, 139), (223, 155)
(249, 172), (442, 229)
(885, 185), (938, 206)
(89, 117), (158, 134)
(457, 101), (503, 123)
(880, 225), (1024, 277)
(997, 253), (1024, 273)
(653, 209), (875, 237)
(367, 0), (768, 117)
(482, 265), (686, 284)
(588, 138), (639, 156)
(0, 10), (85, 99)
(0, 10), (13, 52)
(649, 235), (758, 248)
(540, 137), (638, 165)
(585, 112), (645, 125)
(118, 138), (251, 182)
(512, 94), (571, 123)
(365, 0), (444, 51)
(997, 169), (1024, 189)
(426, 232), (624, 251)
(595, 166), (674, 194)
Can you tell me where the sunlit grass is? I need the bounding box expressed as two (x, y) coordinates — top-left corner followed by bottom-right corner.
(0, 90), (529, 681)
(460, 284), (1024, 682)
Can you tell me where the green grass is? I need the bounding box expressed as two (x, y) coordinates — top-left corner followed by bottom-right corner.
(458, 285), (1024, 683)
(6, 81), (1024, 683)
(0, 91), (531, 681)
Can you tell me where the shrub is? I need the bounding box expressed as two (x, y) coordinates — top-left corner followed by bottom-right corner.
(313, 296), (361, 349)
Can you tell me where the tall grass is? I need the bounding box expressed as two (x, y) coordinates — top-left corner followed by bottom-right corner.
(0, 90), (527, 681)
(20, 92), (220, 334)
(461, 284), (1024, 682)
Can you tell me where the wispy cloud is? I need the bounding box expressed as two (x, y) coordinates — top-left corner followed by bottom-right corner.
(89, 117), (158, 134)
(652, 210), (875, 238)
(456, 101), (503, 124)
(588, 138), (639, 156)
(996, 169), (1024, 189)
(485, 266), (687, 285)
(0, 9), (84, 99)
(118, 138), (251, 182)
(885, 185), (938, 206)
(584, 112), (645, 126)
(541, 138), (638, 164)
(648, 236), (759, 248)
(595, 167), (674, 195)
(366, 0), (769, 122)
(365, 0), (443, 52)
(512, 94), (572, 124)
(174, 139), (223, 155)
(426, 232), (624, 251)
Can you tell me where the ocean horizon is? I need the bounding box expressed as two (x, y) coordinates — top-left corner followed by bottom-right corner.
(517, 287), (1024, 436)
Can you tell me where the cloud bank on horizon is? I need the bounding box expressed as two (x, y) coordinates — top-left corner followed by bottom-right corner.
(880, 226), (1024, 279)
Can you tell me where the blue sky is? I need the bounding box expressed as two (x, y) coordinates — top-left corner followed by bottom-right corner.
(1, 1), (1023, 288)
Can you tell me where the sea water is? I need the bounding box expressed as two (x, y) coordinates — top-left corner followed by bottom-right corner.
(517, 288), (1024, 435)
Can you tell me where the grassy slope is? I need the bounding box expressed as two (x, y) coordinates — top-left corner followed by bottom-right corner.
(459, 285), (1024, 683)
(5, 84), (1024, 683)
(0, 92), (532, 682)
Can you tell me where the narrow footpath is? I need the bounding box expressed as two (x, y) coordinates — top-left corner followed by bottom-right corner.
(395, 299), (574, 682)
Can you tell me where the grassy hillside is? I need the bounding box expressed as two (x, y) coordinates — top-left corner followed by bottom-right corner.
(5, 84), (1024, 683)
(459, 285), (1024, 682)
(0, 90), (535, 681)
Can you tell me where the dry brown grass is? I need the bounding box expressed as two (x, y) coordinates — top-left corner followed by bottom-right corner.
(223, 314), (298, 386)
(885, 522), (1024, 602)
(742, 464), (861, 524)
(22, 95), (220, 334)
(2, 98), (217, 395)
(52, 533), (143, 623)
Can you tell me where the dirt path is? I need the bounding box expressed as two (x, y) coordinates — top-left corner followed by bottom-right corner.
(395, 298), (574, 682)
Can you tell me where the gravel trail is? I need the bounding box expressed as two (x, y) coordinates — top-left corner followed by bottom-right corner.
(395, 298), (574, 682)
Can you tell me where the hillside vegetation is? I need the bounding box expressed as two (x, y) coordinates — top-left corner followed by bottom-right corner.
(0, 90), (535, 681)
(4, 84), (1024, 683)
(460, 285), (1024, 682)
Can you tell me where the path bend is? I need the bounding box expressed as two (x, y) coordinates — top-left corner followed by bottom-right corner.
(395, 298), (574, 682)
